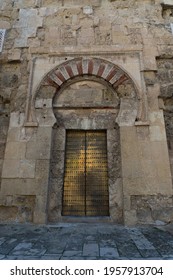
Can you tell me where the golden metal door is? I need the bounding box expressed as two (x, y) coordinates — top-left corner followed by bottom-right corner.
(62, 130), (109, 216)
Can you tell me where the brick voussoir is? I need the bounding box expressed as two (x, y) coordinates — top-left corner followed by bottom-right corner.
(97, 63), (106, 77)
(105, 67), (118, 82)
(55, 70), (66, 83)
(112, 74), (129, 89)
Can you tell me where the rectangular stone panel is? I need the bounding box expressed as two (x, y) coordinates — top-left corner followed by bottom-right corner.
(4, 142), (26, 160)
(1, 179), (43, 195)
(26, 141), (51, 160)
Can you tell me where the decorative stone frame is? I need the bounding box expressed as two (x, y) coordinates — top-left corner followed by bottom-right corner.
(23, 56), (147, 224)
(47, 76), (122, 223)
(25, 57), (147, 127)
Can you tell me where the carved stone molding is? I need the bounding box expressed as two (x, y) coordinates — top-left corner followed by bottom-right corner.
(25, 57), (147, 126)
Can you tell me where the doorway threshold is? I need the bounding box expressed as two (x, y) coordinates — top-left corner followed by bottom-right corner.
(49, 216), (114, 225)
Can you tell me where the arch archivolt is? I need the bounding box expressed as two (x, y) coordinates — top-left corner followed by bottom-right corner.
(25, 57), (148, 126)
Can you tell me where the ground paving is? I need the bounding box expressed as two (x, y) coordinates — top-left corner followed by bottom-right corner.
(0, 223), (173, 260)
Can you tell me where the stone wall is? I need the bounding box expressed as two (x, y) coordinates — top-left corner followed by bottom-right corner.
(157, 58), (173, 186)
(0, 0), (173, 225)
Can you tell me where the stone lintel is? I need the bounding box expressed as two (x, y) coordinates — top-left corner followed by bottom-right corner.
(135, 121), (150, 126)
(24, 122), (38, 127)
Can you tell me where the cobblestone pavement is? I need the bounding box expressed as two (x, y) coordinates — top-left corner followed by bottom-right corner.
(0, 223), (173, 260)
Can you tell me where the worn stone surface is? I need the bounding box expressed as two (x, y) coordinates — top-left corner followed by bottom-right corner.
(0, 223), (172, 260)
(0, 0), (173, 225)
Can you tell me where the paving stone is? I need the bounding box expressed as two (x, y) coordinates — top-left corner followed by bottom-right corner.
(0, 224), (173, 260)
(12, 242), (32, 251)
(139, 249), (161, 258)
(0, 254), (5, 259)
(45, 243), (66, 254)
(142, 229), (173, 257)
(60, 256), (86, 260)
(83, 243), (99, 257)
(100, 247), (119, 258)
(116, 240), (141, 259)
(5, 255), (20, 260)
(128, 228), (156, 250)
(0, 237), (6, 246)
(46, 248), (64, 254)
(62, 250), (82, 257)
(10, 242), (46, 256)
(0, 238), (18, 255)
(41, 254), (61, 260)
(86, 235), (97, 241)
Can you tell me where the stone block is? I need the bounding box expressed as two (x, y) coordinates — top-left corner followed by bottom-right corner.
(78, 28), (95, 46)
(35, 160), (50, 180)
(19, 159), (35, 178)
(149, 111), (165, 126)
(109, 178), (122, 201)
(149, 125), (167, 141)
(123, 195), (131, 211)
(26, 140), (51, 160)
(83, 6), (93, 15)
(0, 126), (8, 142)
(143, 46), (158, 71)
(116, 98), (138, 126)
(35, 108), (56, 126)
(107, 128), (120, 149)
(152, 207), (173, 223)
(50, 161), (64, 179)
(36, 85), (56, 99)
(143, 71), (156, 86)
(141, 159), (157, 178)
(145, 177), (172, 195)
(120, 126), (137, 143)
(100, 247), (119, 258)
(151, 141), (170, 161)
(1, 179), (40, 195)
(122, 159), (142, 178)
(9, 112), (25, 128)
(8, 49), (22, 62)
(123, 176), (171, 196)
(35, 99), (52, 109)
(51, 149), (65, 162)
(147, 84), (160, 111)
(2, 160), (20, 178)
(121, 144), (139, 162)
(52, 128), (66, 151)
(123, 178), (145, 196)
(138, 141), (152, 160)
(136, 126), (149, 140)
(83, 243), (99, 257)
(155, 159), (172, 178)
(0, 143), (5, 159)
(0, 20), (10, 29)
(14, 8), (43, 47)
(33, 195), (48, 223)
(136, 207), (154, 224)
(4, 142), (26, 159)
(124, 210), (137, 226)
(0, 159), (3, 174)
(7, 128), (20, 142)
(0, 206), (18, 222)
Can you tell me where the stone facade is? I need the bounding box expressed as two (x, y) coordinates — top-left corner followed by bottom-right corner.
(0, 0), (173, 225)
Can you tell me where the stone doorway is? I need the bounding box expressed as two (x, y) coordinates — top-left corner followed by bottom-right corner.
(47, 79), (123, 223)
(62, 130), (109, 217)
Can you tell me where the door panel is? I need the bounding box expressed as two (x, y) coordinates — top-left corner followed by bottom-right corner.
(62, 131), (85, 216)
(62, 130), (109, 216)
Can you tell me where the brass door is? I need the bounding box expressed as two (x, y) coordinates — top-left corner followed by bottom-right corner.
(62, 130), (109, 216)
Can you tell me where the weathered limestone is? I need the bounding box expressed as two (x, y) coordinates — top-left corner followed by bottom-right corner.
(0, 0), (173, 225)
